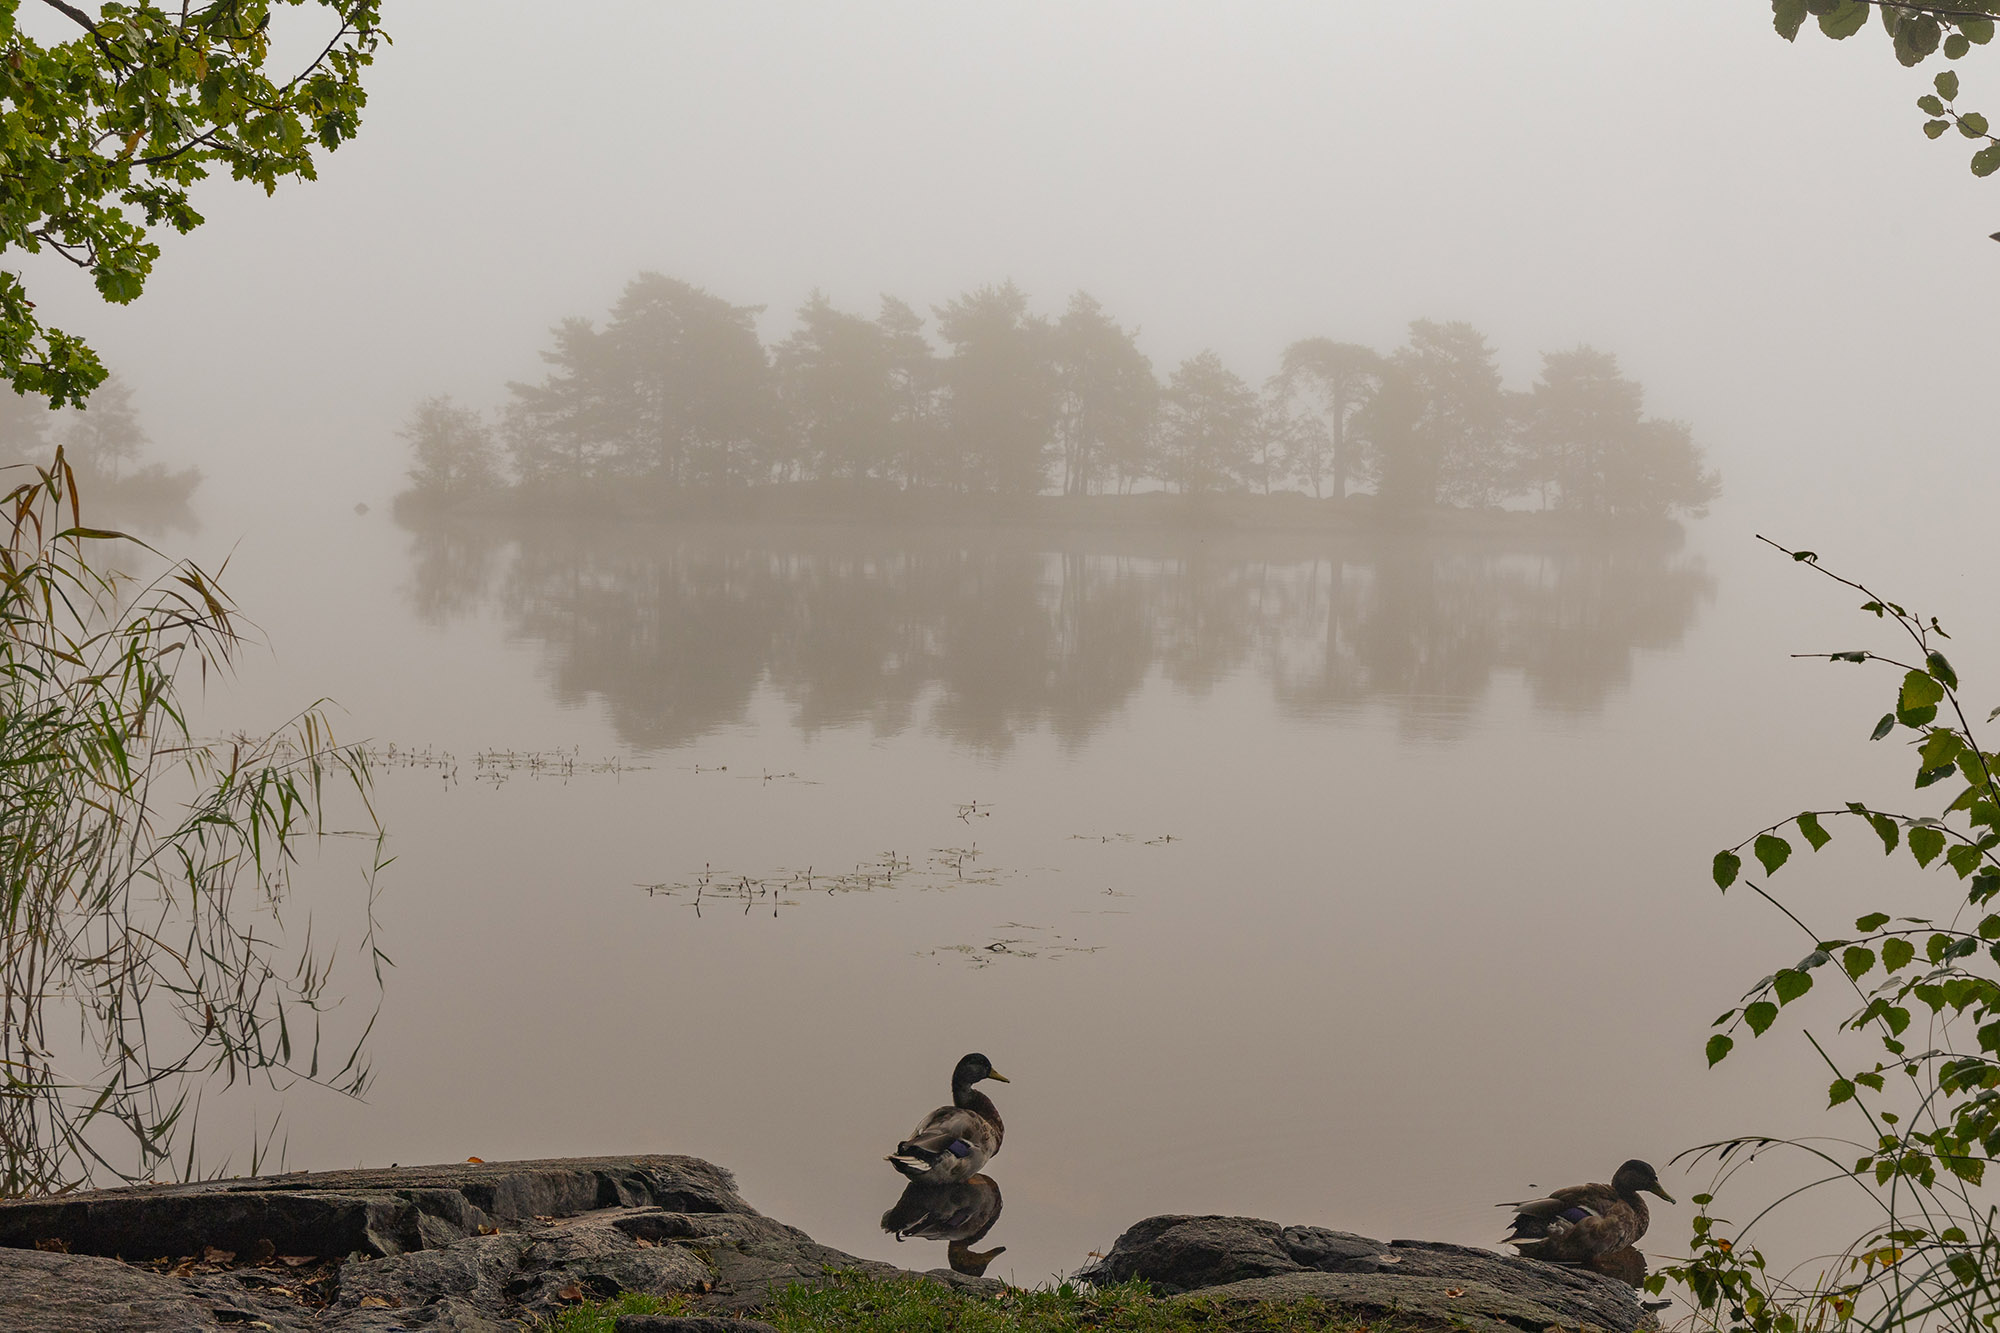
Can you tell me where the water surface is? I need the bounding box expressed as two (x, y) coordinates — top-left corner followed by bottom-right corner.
(184, 506), (1953, 1286)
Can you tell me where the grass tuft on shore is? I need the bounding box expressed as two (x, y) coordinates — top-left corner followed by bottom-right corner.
(542, 1271), (1392, 1332)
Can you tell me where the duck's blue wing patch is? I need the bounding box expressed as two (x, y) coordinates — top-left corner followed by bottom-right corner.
(947, 1140), (974, 1158)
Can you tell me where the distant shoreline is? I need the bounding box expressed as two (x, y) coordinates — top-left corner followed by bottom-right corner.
(397, 481), (1688, 544)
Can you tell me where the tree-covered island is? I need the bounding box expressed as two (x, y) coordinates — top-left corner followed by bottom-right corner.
(400, 274), (1721, 528)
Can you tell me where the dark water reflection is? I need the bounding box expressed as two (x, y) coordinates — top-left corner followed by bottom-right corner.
(881, 1175), (1006, 1275)
(403, 521), (1715, 750)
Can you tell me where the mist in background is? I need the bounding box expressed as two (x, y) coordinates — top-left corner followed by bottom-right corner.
(13, 1), (1996, 583)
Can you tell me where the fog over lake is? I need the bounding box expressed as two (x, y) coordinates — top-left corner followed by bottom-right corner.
(9, 0), (2000, 1298)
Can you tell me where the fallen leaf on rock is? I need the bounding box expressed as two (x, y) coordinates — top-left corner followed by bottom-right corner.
(358, 1296), (392, 1308)
(633, 1236), (656, 1248)
(34, 1238), (70, 1253)
(465, 1156), (485, 1163)
(249, 1239), (276, 1264)
(279, 1256), (315, 1268)
(476, 1224), (499, 1236)
(556, 1283), (584, 1302)
(1445, 1287), (1465, 1298)
(203, 1246), (236, 1264)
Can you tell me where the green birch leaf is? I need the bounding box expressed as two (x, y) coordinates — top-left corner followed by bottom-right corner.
(1926, 119), (1952, 138)
(1844, 945), (1877, 978)
(1830, 1077), (1857, 1105)
(1921, 730), (1965, 766)
(1901, 670), (1944, 725)
(1799, 812), (1832, 850)
(1708, 1033), (1735, 1065)
(1872, 712), (1897, 739)
(1975, 144), (2000, 177)
(1871, 813), (1900, 854)
(1910, 826), (1948, 867)
(1961, 111), (1991, 137)
(1746, 1001), (1780, 1035)
(1756, 833), (1793, 875)
(1774, 968), (1814, 1004)
(1714, 850), (1742, 889)
(1921, 93), (1949, 115)
(1948, 843), (1984, 878)
(1944, 32), (1970, 59)
(1884, 937), (1918, 971)
(1857, 912), (1892, 932)
(1938, 72), (1963, 102)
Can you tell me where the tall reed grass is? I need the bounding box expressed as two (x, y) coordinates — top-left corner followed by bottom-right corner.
(0, 452), (382, 1198)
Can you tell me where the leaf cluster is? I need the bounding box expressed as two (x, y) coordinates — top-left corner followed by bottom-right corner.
(0, 1), (385, 406)
(1680, 540), (2000, 1329)
(1771, 1), (2000, 177)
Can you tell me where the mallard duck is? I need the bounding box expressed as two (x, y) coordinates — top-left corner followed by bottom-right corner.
(881, 1173), (1005, 1275)
(1499, 1159), (1674, 1265)
(885, 1052), (1008, 1185)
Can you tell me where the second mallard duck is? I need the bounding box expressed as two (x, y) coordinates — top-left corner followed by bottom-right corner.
(1499, 1159), (1674, 1265)
(885, 1052), (1008, 1185)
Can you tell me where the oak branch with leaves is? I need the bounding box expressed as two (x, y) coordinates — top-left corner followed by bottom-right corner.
(0, 0), (384, 406)
(1773, 0), (2000, 180)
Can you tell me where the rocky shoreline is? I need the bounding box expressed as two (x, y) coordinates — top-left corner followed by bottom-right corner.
(0, 1156), (1662, 1332)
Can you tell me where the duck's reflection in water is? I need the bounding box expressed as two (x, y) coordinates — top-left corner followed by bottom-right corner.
(1585, 1246), (1647, 1288)
(881, 1173), (1005, 1276)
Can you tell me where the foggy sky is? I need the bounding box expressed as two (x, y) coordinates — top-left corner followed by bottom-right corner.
(17, 2), (1999, 584)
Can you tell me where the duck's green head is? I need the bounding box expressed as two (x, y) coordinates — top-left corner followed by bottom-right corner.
(955, 1052), (1009, 1085)
(1614, 1159), (1674, 1204)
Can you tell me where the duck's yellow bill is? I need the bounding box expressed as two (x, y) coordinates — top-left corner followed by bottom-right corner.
(986, 1069), (1010, 1082)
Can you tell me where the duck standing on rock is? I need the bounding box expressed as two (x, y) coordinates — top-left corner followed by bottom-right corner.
(1499, 1159), (1674, 1268)
(886, 1053), (1008, 1185)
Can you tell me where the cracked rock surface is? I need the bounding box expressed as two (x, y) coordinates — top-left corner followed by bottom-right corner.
(1079, 1215), (1662, 1333)
(0, 1156), (991, 1332)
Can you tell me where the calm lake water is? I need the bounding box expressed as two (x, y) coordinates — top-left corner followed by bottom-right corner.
(172, 501), (1984, 1287)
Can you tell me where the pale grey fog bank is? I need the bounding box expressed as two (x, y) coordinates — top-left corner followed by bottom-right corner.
(6, 0), (1999, 1298)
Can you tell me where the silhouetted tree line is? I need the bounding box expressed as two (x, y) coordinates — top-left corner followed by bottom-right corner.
(406, 524), (1715, 751)
(405, 274), (1720, 519)
(0, 376), (200, 515)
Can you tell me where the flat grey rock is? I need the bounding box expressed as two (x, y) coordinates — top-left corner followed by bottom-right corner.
(616, 1319), (779, 1333)
(0, 1158), (989, 1331)
(1083, 1214), (1659, 1333)
(0, 1155), (748, 1261)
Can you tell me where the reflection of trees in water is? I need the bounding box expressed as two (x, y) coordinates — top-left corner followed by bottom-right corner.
(1265, 541), (1714, 738)
(404, 523), (1714, 752)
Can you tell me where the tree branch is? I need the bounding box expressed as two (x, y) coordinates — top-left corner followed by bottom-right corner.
(35, 0), (100, 34)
